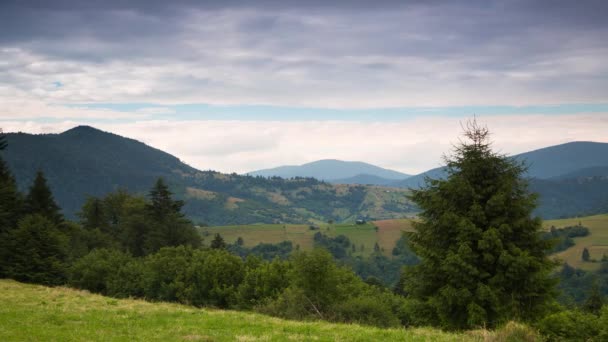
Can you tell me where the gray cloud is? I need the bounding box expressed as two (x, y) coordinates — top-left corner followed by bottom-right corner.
(0, 0), (607, 109)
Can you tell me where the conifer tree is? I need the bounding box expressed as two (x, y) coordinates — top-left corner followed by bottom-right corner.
(0, 130), (24, 277)
(582, 247), (591, 262)
(24, 170), (63, 224)
(211, 233), (226, 249)
(0, 132), (23, 234)
(143, 178), (200, 253)
(403, 119), (556, 329)
(582, 281), (604, 315)
(4, 214), (68, 285)
(146, 178), (184, 220)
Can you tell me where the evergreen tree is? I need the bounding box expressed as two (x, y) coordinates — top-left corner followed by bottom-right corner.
(79, 197), (107, 230)
(403, 119), (556, 329)
(3, 214), (68, 285)
(582, 248), (591, 262)
(24, 170), (63, 224)
(146, 178), (184, 220)
(0, 130), (24, 277)
(143, 179), (200, 253)
(582, 281), (604, 315)
(0, 130), (23, 235)
(211, 233), (226, 249)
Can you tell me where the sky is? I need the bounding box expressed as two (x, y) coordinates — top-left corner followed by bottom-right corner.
(1, 0), (607, 174)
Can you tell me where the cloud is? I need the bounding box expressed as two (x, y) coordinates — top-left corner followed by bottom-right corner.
(3, 114), (608, 174)
(0, 1), (607, 109)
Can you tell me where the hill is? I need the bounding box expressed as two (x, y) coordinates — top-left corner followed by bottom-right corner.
(1, 126), (416, 225)
(394, 141), (608, 189)
(0, 279), (469, 341)
(330, 173), (397, 186)
(392, 141), (608, 219)
(247, 159), (410, 182)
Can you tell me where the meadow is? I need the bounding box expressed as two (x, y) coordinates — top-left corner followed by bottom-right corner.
(203, 219), (415, 257)
(544, 214), (608, 271)
(0, 279), (486, 342)
(204, 215), (608, 265)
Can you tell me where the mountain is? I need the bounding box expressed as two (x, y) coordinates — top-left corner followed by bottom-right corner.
(330, 174), (397, 186)
(391, 141), (608, 219)
(394, 141), (608, 189)
(247, 159), (410, 182)
(1, 126), (416, 225)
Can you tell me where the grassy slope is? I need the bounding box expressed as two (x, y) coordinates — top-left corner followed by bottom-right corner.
(544, 213), (608, 271)
(0, 279), (471, 342)
(204, 220), (415, 257)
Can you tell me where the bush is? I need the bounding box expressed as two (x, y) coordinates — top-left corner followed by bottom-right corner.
(69, 248), (138, 295)
(141, 246), (195, 304)
(188, 248), (244, 308)
(536, 310), (600, 341)
(332, 296), (401, 328)
(237, 257), (291, 308)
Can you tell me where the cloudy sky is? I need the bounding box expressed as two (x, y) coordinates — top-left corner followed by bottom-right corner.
(1, 0), (607, 174)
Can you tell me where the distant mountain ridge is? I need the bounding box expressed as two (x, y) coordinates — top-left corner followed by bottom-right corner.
(394, 141), (608, 189)
(1, 126), (417, 225)
(248, 159), (410, 183)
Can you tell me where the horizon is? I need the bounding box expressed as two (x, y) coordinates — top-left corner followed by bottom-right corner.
(3, 124), (607, 176)
(1, 1), (608, 173)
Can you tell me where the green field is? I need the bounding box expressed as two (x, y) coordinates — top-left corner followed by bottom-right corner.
(203, 220), (415, 257)
(0, 279), (479, 341)
(544, 214), (608, 271)
(205, 214), (608, 269)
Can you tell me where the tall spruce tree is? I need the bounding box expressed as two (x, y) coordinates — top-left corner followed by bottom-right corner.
(146, 178), (184, 220)
(24, 170), (63, 224)
(403, 119), (556, 329)
(0, 130), (24, 277)
(144, 178), (200, 253)
(0, 130), (23, 234)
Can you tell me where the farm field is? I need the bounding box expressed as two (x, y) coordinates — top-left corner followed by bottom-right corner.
(544, 213), (608, 271)
(203, 220), (416, 257)
(0, 279), (474, 342)
(204, 214), (608, 268)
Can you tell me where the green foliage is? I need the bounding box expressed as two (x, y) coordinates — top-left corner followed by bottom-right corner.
(332, 295), (401, 328)
(69, 248), (143, 297)
(536, 310), (600, 341)
(542, 225), (589, 254)
(210, 233), (227, 249)
(404, 120), (557, 329)
(24, 171), (63, 224)
(187, 249), (244, 307)
(237, 256), (292, 308)
(3, 214), (68, 285)
(582, 281), (605, 315)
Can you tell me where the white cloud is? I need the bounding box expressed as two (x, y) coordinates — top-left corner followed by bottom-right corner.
(3, 114), (608, 174)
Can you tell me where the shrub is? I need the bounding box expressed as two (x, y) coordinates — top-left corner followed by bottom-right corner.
(332, 296), (400, 328)
(69, 248), (136, 295)
(536, 310), (600, 341)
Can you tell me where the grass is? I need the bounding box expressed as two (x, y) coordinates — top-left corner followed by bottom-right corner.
(203, 220), (413, 257)
(204, 213), (608, 270)
(544, 213), (608, 271)
(0, 279), (477, 341)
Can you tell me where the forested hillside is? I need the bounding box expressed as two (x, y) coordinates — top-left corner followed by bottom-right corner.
(3, 126), (416, 225)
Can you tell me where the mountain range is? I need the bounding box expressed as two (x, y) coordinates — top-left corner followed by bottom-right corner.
(2, 126), (607, 222)
(1, 126), (417, 225)
(247, 160), (410, 182)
